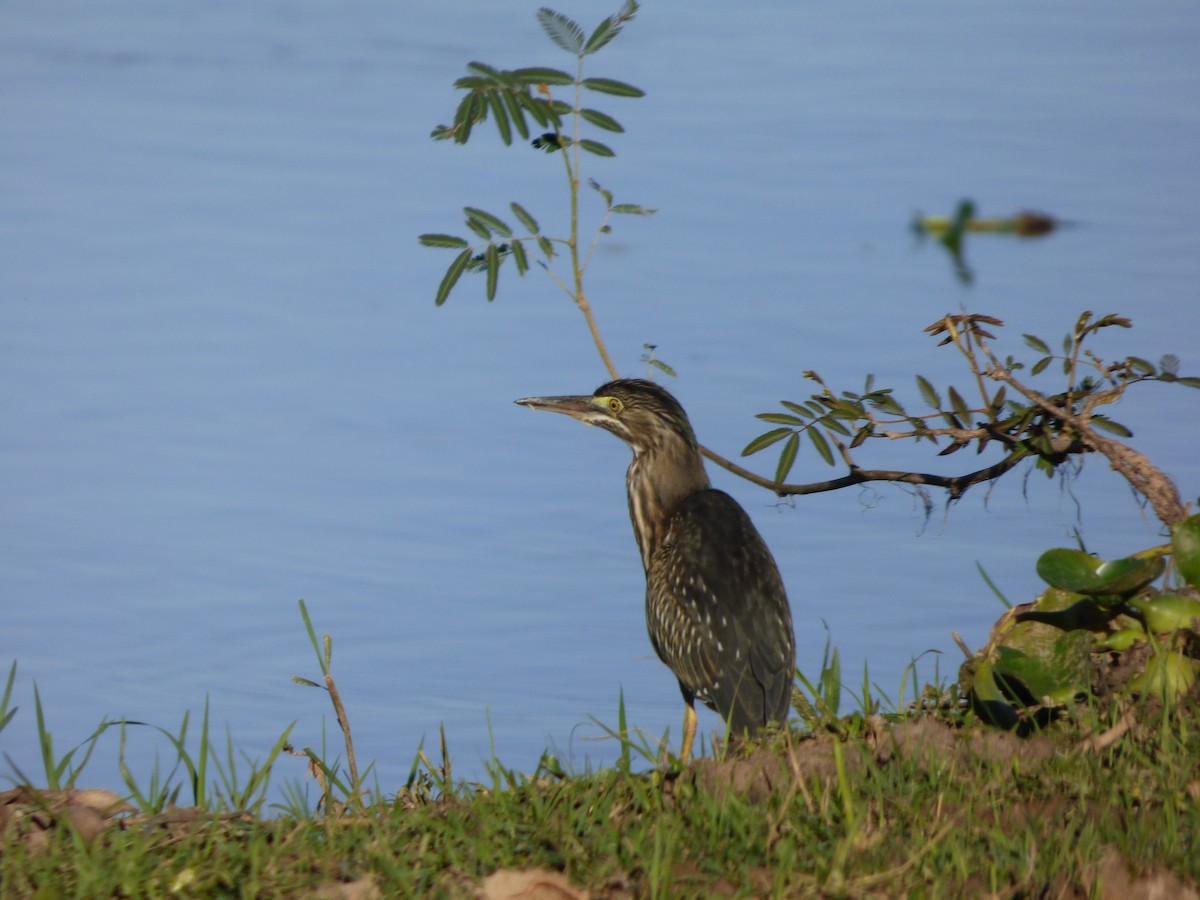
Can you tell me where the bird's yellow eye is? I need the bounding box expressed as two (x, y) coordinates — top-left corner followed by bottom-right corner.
(607, 397), (623, 414)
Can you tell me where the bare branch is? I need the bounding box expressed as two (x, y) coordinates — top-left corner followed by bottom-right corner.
(700, 443), (1031, 500)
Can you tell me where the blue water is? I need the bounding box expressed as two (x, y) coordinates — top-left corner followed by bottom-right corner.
(2, 1), (1198, 805)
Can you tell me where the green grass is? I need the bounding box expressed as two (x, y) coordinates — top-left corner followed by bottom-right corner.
(3, 709), (1198, 896)
(3, 609), (1199, 897)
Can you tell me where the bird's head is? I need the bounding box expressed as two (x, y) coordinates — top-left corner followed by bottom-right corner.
(516, 378), (698, 456)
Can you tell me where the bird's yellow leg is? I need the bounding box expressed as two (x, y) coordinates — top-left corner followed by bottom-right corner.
(680, 704), (697, 765)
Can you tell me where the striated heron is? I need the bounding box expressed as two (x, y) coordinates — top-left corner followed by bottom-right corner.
(516, 379), (795, 762)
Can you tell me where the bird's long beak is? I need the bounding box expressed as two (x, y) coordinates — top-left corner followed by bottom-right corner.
(514, 394), (597, 421)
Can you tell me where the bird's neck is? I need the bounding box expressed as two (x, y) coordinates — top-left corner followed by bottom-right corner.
(625, 441), (710, 572)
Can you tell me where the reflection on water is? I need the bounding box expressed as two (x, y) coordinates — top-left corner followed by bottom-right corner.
(1, 1), (1198, 799)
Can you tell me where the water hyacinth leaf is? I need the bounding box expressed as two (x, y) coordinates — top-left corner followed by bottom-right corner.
(1093, 556), (1165, 594)
(578, 139), (615, 157)
(1126, 593), (1200, 635)
(1171, 514), (1200, 589)
(579, 107), (624, 132)
(969, 658), (1018, 730)
(580, 77), (645, 97)
(994, 587), (1095, 704)
(994, 645), (1087, 707)
(1130, 651), (1200, 705)
(1036, 548), (1164, 596)
(775, 432), (799, 483)
(742, 427), (793, 457)
(434, 250), (472, 306)
(537, 8), (585, 53)
(484, 243), (500, 301)
(510, 202), (540, 235)
(418, 234), (469, 249)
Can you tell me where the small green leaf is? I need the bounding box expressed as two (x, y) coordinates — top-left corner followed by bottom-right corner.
(915, 375), (941, 410)
(465, 217), (491, 240)
(499, 91), (530, 140)
(1172, 514), (1200, 589)
(1178, 376), (1200, 388)
(434, 250), (472, 306)
(580, 77), (645, 97)
(1091, 416), (1132, 438)
(646, 358), (676, 377)
(484, 243), (500, 300)
(818, 415), (851, 437)
(589, 178), (613, 206)
(579, 107), (624, 132)
(511, 239), (529, 275)
(485, 91), (512, 145)
(756, 413), (806, 426)
(582, 1), (637, 55)
(465, 60), (500, 78)
(418, 234), (469, 249)
(518, 92), (553, 128)
(536, 236), (555, 258)
(536, 8), (585, 53)
(774, 433), (799, 483)
(610, 204), (656, 215)
(510, 202), (540, 235)
(453, 76), (488, 91)
(1031, 356), (1052, 376)
(808, 428), (835, 466)
(464, 207), (513, 237)
(511, 66), (575, 86)
(947, 385), (971, 422)
(1022, 333), (1050, 355)
(578, 139), (615, 157)
(742, 427), (792, 457)
(452, 95), (479, 144)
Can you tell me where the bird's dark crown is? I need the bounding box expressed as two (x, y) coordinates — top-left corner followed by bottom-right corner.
(591, 379), (698, 453)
